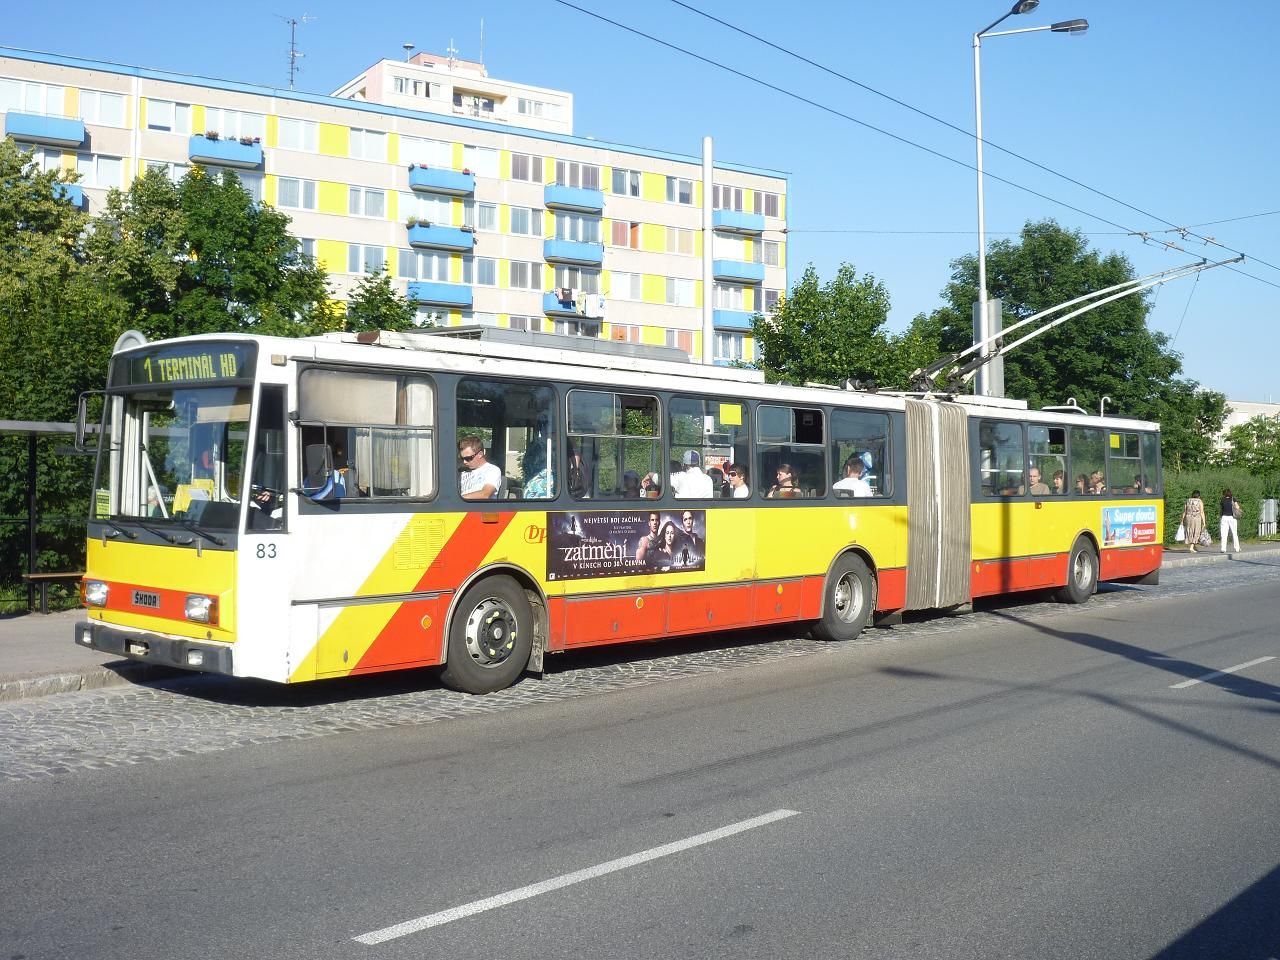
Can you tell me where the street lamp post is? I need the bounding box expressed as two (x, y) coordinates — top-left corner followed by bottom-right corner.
(972, 2), (1088, 396)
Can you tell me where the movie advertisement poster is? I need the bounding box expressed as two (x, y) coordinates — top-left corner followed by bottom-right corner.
(1101, 505), (1158, 547)
(546, 509), (707, 581)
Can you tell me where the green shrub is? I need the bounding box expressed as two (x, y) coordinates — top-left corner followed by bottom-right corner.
(1164, 468), (1267, 542)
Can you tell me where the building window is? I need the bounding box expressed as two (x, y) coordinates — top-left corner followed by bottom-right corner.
(553, 319), (600, 338)
(761, 240), (781, 267)
(349, 127), (387, 162)
(610, 323), (641, 344)
(554, 265), (600, 295)
(147, 99), (192, 135)
(277, 117), (318, 152)
(511, 152), (543, 183)
(348, 186), (386, 218)
(394, 76), (439, 99)
(516, 97), (559, 120)
(666, 329), (694, 354)
(78, 89), (126, 127)
(203, 107), (265, 142)
(665, 278), (695, 307)
(555, 160), (600, 190)
(611, 271), (643, 301)
(204, 166), (263, 203)
(666, 227), (695, 256)
(402, 136), (453, 168)
(277, 177), (317, 210)
(1, 78), (65, 116)
(754, 191), (780, 217)
(399, 249), (451, 282)
(763, 288), (781, 314)
(555, 212), (600, 243)
(611, 167), (642, 197)
(347, 244), (386, 275)
(509, 205), (540, 236)
(296, 237), (316, 260)
(610, 220), (641, 249)
(508, 315), (543, 333)
(714, 332), (745, 362)
(464, 201), (497, 232)
(459, 311), (497, 326)
(415, 306), (448, 326)
(666, 176), (694, 205)
(75, 153), (122, 189)
(509, 261), (542, 291)
(462, 145), (499, 178)
(475, 258), (497, 286)
(712, 184), (744, 212)
(23, 146), (61, 173)
(404, 192), (452, 225)
(714, 283), (745, 311)
(453, 91), (495, 116)
(144, 159), (190, 181)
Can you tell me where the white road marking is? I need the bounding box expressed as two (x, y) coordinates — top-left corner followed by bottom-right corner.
(354, 808), (800, 945)
(1170, 656), (1275, 689)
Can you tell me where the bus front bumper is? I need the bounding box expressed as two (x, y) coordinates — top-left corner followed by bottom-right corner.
(75, 621), (234, 676)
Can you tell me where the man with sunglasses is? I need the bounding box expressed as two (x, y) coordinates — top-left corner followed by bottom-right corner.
(727, 463), (750, 499)
(458, 435), (502, 500)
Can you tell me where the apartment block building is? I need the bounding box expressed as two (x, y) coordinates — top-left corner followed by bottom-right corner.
(0, 46), (788, 363)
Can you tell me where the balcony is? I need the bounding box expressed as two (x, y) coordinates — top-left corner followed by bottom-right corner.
(407, 281), (472, 308)
(544, 183), (604, 213)
(52, 183), (84, 207)
(542, 290), (605, 319)
(712, 260), (766, 284)
(5, 112), (85, 148)
(713, 309), (755, 331)
(712, 209), (765, 235)
(408, 166), (475, 196)
(543, 238), (604, 266)
(407, 223), (476, 252)
(188, 134), (263, 169)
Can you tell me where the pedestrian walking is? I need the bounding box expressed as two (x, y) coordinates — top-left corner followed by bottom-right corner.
(1219, 487), (1242, 554)
(1181, 489), (1206, 553)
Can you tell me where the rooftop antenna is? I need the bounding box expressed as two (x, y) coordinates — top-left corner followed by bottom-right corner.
(446, 39), (458, 69)
(479, 18), (485, 66)
(402, 42), (415, 62)
(278, 14), (316, 90)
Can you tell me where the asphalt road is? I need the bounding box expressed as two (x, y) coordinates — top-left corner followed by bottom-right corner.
(3, 558), (1279, 960)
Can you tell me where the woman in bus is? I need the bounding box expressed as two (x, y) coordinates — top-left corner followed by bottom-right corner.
(767, 463), (799, 498)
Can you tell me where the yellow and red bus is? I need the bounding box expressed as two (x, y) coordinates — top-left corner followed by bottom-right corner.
(76, 328), (1162, 694)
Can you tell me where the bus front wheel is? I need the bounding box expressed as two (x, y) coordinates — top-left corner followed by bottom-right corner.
(1057, 539), (1098, 604)
(813, 554), (876, 642)
(440, 575), (534, 694)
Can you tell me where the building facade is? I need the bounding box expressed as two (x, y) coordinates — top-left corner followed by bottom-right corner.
(0, 46), (788, 363)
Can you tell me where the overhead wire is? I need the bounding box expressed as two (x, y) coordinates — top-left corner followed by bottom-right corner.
(1171, 270), (1202, 345)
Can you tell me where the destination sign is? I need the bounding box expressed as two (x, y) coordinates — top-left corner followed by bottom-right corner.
(113, 343), (257, 386)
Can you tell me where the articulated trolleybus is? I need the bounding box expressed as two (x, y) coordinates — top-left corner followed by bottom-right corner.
(77, 328), (1163, 694)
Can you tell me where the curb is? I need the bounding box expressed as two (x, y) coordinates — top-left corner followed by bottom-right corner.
(1160, 545), (1280, 568)
(0, 661), (178, 703)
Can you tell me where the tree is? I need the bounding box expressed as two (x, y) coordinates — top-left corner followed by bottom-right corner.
(343, 267), (418, 332)
(1213, 415), (1280, 491)
(84, 166), (334, 339)
(751, 263), (894, 386)
(920, 220), (1225, 468)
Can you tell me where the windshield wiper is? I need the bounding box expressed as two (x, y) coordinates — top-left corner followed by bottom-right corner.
(99, 518), (139, 540)
(134, 519), (183, 544)
(177, 517), (228, 547)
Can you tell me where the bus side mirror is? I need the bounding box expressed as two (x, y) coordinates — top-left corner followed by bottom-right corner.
(75, 392), (92, 452)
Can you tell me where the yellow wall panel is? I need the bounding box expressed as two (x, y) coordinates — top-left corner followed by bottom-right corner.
(744, 287), (755, 312)
(138, 97), (148, 129)
(544, 156), (555, 185)
(642, 275), (665, 303)
(319, 122), (348, 157)
(317, 181), (347, 215)
(499, 203), (510, 233)
(191, 105), (205, 133)
(744, 335), (756, 363)
(387, 132), (399, 166)
(452, 143), (464, 170)
(641, 325), (666, 346)
(316, 239), (345, 274)
(640, 223), (664, 253)
(64, 88), (79, 118)
(265, 115), (278, 149)
(642, 172), (665, 202)
(387, 191), (398, 224)
(499, 150), (511, 180)
(263, 175), (277, 207)
(449, 256), (462, 284)
(778, 195), (786, 219)
(450, 197), (463, 226)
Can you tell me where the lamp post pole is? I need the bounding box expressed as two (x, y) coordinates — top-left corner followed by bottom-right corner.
(971, 3), (1088, 396)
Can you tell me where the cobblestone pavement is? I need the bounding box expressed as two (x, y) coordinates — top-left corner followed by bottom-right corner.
(3, 558), (1278, 783)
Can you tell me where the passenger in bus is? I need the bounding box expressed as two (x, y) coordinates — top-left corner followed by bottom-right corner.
(833, 456), (873, 497)
(768, 463), (799, 498)
(640, 472), (661, 498)
(1052, 470), (1066, 495)
(521, 440), (553, 499)
(622, 470), (642, 499)
(727, 464), (750, 499)
(458, 436), (502, 500)
(1090, 471), (1106, 495)
(1074, 474), (1088, 495)
(707, 466), (728, 499)
(1027, 466), (1051, 496)
(635, 512), (662, 564)
(671, 450), (713, 499)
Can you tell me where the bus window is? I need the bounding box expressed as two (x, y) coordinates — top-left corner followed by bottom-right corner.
(757, 405), (825, 499)
(978, 420), (1024, 496)
(1028, 424), (1066, 495)
(831, 409), (890, 498)
(567, 389), (660, 500)
(1108, 431), (1144, 494)
(456, 378), (557, 500)
(246, 385), (287, 530)
(1140, 433), (1159, 494)
(1069, 426), (1106, 496)
(297, 368), (435, 499)
(669, 396), (748, 499)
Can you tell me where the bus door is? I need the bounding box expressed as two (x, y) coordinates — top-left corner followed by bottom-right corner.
(904, 399), (971, 609)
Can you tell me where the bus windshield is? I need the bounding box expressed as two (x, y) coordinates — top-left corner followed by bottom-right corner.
(94, 384), (253, 530)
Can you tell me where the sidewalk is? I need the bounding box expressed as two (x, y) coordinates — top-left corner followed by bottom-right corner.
(5, 542), (1280, 703)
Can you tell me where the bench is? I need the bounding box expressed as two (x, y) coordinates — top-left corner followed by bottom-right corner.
(21, 572), (84, 615)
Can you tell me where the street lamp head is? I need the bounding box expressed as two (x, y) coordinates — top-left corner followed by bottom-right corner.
(1011, 0), (1040, 14)
(1050, 18), (1089, 33)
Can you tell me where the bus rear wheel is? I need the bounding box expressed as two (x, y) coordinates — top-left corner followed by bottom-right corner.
(440, 575), (534, 694)
(1057, 538), (1098, 604)
(813, 554), (876, 642)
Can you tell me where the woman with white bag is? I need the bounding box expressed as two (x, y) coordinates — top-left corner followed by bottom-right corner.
(1181, 490), (1206, 553)
(1219, 488), (1241, 554)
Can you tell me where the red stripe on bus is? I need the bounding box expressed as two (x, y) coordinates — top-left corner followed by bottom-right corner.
(350, 593), (450, 675)
(876, 567), (907, 611)
(96, 580), (192, 623)
(1100, 544), (1163, 580)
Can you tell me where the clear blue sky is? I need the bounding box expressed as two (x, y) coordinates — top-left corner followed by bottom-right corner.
(7, 0), (1277, 402)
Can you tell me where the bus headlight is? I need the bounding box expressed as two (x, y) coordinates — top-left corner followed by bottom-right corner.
(185, 595), (219, 625)
(82, 580), (109, 607)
